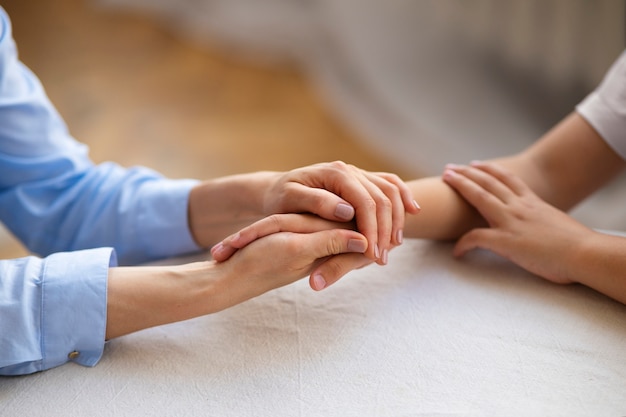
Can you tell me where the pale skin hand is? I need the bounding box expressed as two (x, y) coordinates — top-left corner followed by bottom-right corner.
(441, 161), (594, 284)
(197, 161), (420, 266)
(212, 214), (373, 290)
(441, 161), (626, 304)
(106, 215), (368, 339)
(399, 112), (626, 304)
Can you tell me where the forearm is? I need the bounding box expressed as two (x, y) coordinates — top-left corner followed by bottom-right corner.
(573, 231), (626, 305)
(106, 262), (220, 339)
(188, 172), (278, 247)
(403, 176), (485, 240)
(106, 219), (370, 339)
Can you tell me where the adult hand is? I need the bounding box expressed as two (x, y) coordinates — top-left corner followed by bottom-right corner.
(212, 214), (372, 290)
(211, 214), (370, 308)
(442, 161), (594, 284)
(219, 161), (420, 263)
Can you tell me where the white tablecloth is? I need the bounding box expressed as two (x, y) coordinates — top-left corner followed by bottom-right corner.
(1, 239), (625, 416)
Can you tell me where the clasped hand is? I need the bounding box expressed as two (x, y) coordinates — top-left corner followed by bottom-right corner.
(210, 161), (420, 291)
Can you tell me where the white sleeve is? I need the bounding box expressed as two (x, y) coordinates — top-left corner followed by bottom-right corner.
(576, 50), (626, 160)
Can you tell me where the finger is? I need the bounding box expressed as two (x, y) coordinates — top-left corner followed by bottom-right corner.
(442, 168), (506, 224)
(349, 171), (394, 261)
(211, 241), (237, 262)
(368, 172), (421, 215)
(283, 161), (382, 260)
(362, 172), (408, 247)
(211, 214), (350, 262)
(304, 228), (368, 260)
(445, 164), (515, 203)
(453, 228), (499, 257)
(309, 253), (373, 291)
(469, 161), (533, 197)
(273, 179), (379, 260)
(278, 182), (356, 221)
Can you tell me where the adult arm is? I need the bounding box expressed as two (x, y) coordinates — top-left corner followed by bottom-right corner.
(1, 215), (368, 375)
(106, 216), (368, 339)
(404, 50), (626, 241)
(0, 7), (200, 265)
(400, 51), (626, 304)
(403, 111), (626, 241)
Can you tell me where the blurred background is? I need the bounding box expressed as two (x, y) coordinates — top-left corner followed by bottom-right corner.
(1, 0), (625, 258)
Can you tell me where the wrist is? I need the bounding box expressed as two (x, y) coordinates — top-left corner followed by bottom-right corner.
(188, 172), (278, 247)
(571, 230), (626, 290)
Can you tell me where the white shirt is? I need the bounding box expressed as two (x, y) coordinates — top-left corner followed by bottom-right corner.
(577, 50), (626, 160)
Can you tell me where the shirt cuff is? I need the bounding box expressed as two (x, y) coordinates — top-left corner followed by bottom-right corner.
(41, 247), (116, 371)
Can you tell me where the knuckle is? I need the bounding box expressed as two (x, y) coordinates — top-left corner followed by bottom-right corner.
(282, 234), (302, 255)
(326, 236), (346, 255)
(330, 160), (348, 171)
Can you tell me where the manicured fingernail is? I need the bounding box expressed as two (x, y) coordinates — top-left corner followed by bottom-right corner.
(335, 203), (355, 220)
(382, 249), (389, 265)
(348, 239), (367, 253)
(374, 244), (381, 259)
(396, 229), (403, 244)
(312, 273), (326, 290)
(470, 160), (483, 166)
(412, 200), (421, 211)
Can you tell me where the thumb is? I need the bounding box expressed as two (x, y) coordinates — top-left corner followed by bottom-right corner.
(306, 229), (368, 260)
(281, 183), (356, 222)
(303, 229), (368, 291)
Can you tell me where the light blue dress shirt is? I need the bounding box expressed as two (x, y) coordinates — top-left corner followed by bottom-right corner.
(0, 7), (200, 375)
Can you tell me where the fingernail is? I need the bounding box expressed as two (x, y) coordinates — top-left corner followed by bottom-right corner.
(469, 160), (483, 166)
(396, 229), (403, 244)
(312, 273), (326, 290)
(382, 249), (389, 265)
(374, 244), (381, 259)
(443, 169), (456, 179)
(347, 239), (367, 253)
(412, 200), (421, 211)
(335, 203), (355, 220)
(211, 242), (224, 257)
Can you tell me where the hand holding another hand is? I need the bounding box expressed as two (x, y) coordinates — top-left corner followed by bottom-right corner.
(259, 161), (420, 262)
(210, 214), (370, 305)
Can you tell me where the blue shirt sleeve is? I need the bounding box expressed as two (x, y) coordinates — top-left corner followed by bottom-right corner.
(0, 7), (203, 375)
(0, 248), (115, 375)
(0, 7), (201, 265)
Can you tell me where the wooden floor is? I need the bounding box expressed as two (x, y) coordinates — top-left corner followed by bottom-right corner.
(0, 0), (415, 259)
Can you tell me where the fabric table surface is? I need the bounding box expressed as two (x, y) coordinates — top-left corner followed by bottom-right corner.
(1, 239), (625, 416)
